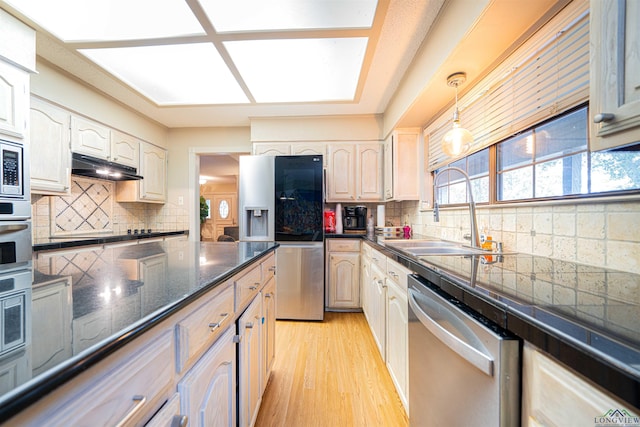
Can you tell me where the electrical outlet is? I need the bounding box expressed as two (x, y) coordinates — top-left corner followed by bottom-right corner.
(178, 196), (184, 205)
(178, 251), (184, 261)
(480, 234), (487, 243)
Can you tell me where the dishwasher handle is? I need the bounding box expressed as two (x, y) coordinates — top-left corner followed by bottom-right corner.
(409, 288), (494, 377)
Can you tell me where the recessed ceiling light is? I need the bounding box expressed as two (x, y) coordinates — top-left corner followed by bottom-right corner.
(200, 0), (378, 32)
(80, 43), (249, 105)
(225, 38), (368, 103)
(3, 0), (205, 41)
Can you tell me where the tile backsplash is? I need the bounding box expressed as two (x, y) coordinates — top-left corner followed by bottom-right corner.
(400, 199), (640, 275)
(32, 177), (189, 239)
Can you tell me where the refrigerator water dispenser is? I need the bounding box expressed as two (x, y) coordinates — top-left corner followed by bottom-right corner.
(244, 208), (269, 238)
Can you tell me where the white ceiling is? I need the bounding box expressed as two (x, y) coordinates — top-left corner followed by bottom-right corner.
(1, 0), (445, 128)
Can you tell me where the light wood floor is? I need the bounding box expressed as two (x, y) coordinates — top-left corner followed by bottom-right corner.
(255, 312), (409, 427)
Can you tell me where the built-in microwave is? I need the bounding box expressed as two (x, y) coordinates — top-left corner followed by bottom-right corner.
(0, 140), (30, 220)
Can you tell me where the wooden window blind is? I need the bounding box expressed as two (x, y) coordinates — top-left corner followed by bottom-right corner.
(426, 0), (589, 171)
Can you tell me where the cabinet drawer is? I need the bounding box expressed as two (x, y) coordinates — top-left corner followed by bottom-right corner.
(176, 283), (234, 373)
(361, 242), (372, 259)
(369, 247), (387, 271)
(145, 393), (184, 427)
(261, 252), (276, 283)
(327, 239), (360, 252)
(386, 258), (411, 293)
(46, 330), (174, 426)
(235, 264), (262, 311)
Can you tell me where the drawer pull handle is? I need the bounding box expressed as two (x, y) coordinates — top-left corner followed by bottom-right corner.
(115, 395), (146, 427)
(268, 266), (276, 272)
(171, 415), (189, 427)
(249, 285), (258, 291)
(208, 313), (230, 332)
(265, 292), (273, 298)
(246, 322), (254, 329)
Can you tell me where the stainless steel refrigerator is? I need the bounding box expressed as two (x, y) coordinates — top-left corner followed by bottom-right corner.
(239, 155), (324, 320)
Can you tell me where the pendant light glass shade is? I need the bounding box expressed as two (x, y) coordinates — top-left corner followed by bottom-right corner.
(442, 72), (473, 157)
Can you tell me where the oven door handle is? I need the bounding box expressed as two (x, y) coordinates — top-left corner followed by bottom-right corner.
(0, 223), (28, 234)
(409, 288), (494, 376)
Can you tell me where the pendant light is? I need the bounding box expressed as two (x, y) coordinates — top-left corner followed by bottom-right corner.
(442, 72), (473, 157)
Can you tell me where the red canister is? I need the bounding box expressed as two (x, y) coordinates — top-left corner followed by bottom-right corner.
(324, 210), (336, 233)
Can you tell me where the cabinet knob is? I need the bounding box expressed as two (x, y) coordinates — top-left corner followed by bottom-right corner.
(594, 113), (615, 123)
(171, 415), (189, 427)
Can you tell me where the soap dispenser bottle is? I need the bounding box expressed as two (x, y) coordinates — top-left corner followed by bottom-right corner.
(403, 215), (412, 239)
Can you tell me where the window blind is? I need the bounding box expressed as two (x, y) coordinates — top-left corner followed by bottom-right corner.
(427, 0), (589, 171)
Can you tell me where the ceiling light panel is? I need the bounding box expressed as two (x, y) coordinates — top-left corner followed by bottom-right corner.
(200, 0), (378, 32)
(4, 0), (205, 41)
(80, 43), (249, 105)
(225, 38), (368, 103)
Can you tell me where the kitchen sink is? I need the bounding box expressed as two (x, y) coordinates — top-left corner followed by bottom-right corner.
(384, 239), (491, 256)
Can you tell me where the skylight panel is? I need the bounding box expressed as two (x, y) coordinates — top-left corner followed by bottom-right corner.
(200, 0), (378, 32)
(79, 43), (249, 105)
(225, 38), (368, 103)
(4, 0), (205, 41)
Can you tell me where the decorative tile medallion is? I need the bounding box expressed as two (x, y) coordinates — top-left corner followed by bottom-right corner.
(51, 177), (114, 236)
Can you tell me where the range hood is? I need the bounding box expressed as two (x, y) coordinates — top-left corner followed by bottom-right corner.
(71, 153), (143, 181)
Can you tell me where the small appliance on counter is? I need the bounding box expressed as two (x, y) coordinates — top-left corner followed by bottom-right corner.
(343, 206), (367, 231)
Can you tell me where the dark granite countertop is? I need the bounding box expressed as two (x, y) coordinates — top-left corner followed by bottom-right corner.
(0, 239), (277, 420)
(33, 230), (188, 251)
(363, 235), (640, 409)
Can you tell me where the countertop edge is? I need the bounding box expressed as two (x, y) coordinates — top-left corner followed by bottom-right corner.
(33, 230), (189, 252)
(358, 236), (640, 409)
(0, 243), (277, 421)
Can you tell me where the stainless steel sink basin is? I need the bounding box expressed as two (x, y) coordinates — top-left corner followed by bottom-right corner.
(405, 246), (489, 256)
(384, 239), (490, 256)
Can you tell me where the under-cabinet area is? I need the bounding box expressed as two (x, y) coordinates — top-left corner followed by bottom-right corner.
(0, 239), (277, 426)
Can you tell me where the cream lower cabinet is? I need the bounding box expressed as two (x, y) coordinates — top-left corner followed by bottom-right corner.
(368, 261), (386, 357)
(261, 275), (276, 392)
(178, 327), (236, 427)
(522, 342), (639, 426)
(238, 296), (263, 427)
(326, 239), (361, 309)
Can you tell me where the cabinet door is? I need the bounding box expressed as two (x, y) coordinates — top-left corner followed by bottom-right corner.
(326, 144), (356, 201)
(110, 130), (139, 168)
(70, 115), (111, 159)
(383, 137), (393, 200)
(262, 276), (276, 392)
(368, 264), (386, 359)
(386, 280), (408, 411)
(253, 143), (291, 155)
(327, 252), (360, 308)
(590, 0), (640, 151)
(30, 98), (71, 195)
(238, 296), (262, 427)
(31, 277), (72, 376)
(178, 327), (236, 427)
(356, 143), (383, 201)
(360, 255), (372, 322)
(392, 130), (420, 201)
(140, 142), (167, 202)
(0, 60), (28, 139)
(291, 143), (326, 166)
(139, 254), (168, 316)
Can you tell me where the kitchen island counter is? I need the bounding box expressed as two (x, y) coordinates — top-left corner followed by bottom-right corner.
(0, 239), (277, 421)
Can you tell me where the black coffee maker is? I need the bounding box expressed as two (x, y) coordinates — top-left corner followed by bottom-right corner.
(343, 206), (367, 230)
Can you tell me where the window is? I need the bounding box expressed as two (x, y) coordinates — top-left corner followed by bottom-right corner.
(434, 105), (640, 207)
(435, 149), (489, 205)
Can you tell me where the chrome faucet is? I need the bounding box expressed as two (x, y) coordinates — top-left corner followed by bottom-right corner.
(433, 166), (481, 249)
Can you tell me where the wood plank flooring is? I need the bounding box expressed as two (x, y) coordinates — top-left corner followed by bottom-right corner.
(255, 312), (408, 427)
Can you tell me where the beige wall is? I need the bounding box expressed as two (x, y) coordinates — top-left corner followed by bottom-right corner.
(400, 199), (640, 275)
(250, 115), (383, 142)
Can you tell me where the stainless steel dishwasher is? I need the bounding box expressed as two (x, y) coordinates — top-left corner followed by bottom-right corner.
(408, 274), (520, 426)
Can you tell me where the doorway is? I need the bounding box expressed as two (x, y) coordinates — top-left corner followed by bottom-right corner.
(199, 154), (240, 241)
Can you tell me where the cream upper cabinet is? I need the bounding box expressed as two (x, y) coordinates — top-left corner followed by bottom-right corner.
(356, 143), (383, 202)
(116, 141), (167, 203)
(70, 116), (111, 160)
(253, 143), (291, 156)
(326, 144), (356, 201)
(30, 98), (71, 195)
(0, 60), (29, 140)
(384, 129), (420, 201)
(590, 0), (640, 151)
(326, 142), (383, 202)
(110, 130), (139, 168)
